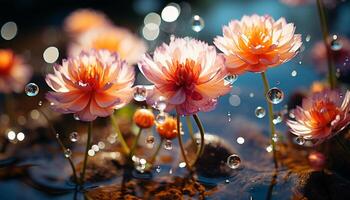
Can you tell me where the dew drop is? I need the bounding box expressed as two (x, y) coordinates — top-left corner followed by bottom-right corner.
(55, 133), (60, 139)
(295, 136), (305, 145)
(226, 154), (241, 169)
(88, 149), (95, 156)
(272, 113), (283, 124)
(156, 112), (166, 124)
(38, 101), (43, 106)
(64, 149), (72, 158)
(291, 70), (297, 77)
(298, 61), (302, 65)
(224, 74), (238, 86)
(133, 86), (147, 102)
(154, 97), (166, 111)
(25, 83), (39, 96)
(146, 135), (155, 146)
(225, 179), (230, 184)
(255, 106), (266, 118)
(73, 114), (80, 121)
(330, 35), (342, 51)
(272, 134), (278, 142)
(266, 87), (284, 104)
(305, 34), (311, 42)
(156, 165), (161, 173)
(266, 145), (273, 152)
(164, 140), (172, 150)
(227, 111), (231, 122)
(191, 15), (205, 32)
(236, 137), (245, 144)
(249, 93), (254, 98)
(69, 132), (78, 142)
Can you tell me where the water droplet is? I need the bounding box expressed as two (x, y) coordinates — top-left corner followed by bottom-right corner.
(133, 86), (147, 101)
(266, 145), (273, 152)
(191, 15), (204, 32)
(305, 34), (311, 42)
(25, 83), (39, 96)
(227, 111), (231, 122)
(146, 135), (155, 146)
(229, 95), (241, 107)
(64, 149), (72, 158)
(55, 133), (60, 138)
(249, 93), (254, 98)
(272, 134), (278, 142)
(255, 106), (266, 118)
(98, 141), (105, 149)
(38, 101), (43, 106)
(164, 140), (172, 150)
(73, 114), (80, 120)
(224, 74), (238, 85)
(156, 112), (166, 124)
(298, 61), (302, 65)
(69, 132), (78, 142)
(225, 179), (230, 184)
(236, 137), (245, 144)
(155, 165), (161, 173)
(178, 162), (186, 168)
(330, 35), (342, 51)
(154, 97), (166, 111)
(92, 144), (99, 152)
(88, 149), (95, 156)
(295, 136), (305, 145)
(266, 87), (284, 104)
(272, 113), (283, 124)
(226, 154), (241, 169)
(291, 70), (297, 77)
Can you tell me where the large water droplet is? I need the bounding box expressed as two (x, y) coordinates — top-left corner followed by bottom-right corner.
(224, 74), (238, 86)
(25, 83), (39, 96)
(134, 86), (147, 101)
(164, 140), (172, 150)
(154, 97), (166, 111)
(266, 87), (284, 104)
(255, 106), (266, 118)
(69, 132), (78, 142)
(295, 136), (305, 145)
(330, 35), (342, 51)
(191, 15), (204, 32)
(156, 112), (166, 124)
(226, 154), (241, 169)
(64, 149), (72, 158)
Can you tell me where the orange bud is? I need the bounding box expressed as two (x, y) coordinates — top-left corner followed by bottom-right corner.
(156, 116), (178, 140)
(133, 109), (155, 128)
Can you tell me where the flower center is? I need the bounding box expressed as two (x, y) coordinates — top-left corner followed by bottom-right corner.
(77, 63), (103, 89)
(310, 100), (340, 127)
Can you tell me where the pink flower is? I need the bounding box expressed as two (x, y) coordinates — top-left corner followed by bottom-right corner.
(214, 14), (302, 75)
(0, 49), (32, 93)
(69, 26), (147, 65)
(138, 37), (231, 115)
(45, 50), (135, 121)
(64, 9), (112, 36)
(287, 90), (350, 143)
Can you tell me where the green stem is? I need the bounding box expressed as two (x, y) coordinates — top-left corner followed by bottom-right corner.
(39, 110), (78, 184)
(110, 114), (130, 155)
(80, 121), (93, 185)
(149, 138), (164, 166)
(192, 114), (205, 167)
(129, 128), (143, 159)
(176, 114), (193, 171)
(261, 72), (278, 169)
(316, 0), (336, 89)
(185, 116), (197, 147)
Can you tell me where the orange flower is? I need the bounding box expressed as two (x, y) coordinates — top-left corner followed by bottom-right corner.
(156, 116), (178, 140)
(64, 9), (111, 36)
(287, 90), (350, 143)
(0, 49), (32, 93)
(310, 81), (329, 93)
(45, 50), (135, 121)
(138, 37), (231, 115)
(69, 26), (147, 65)
(214, 15), (302, 74)
(133, 109), (155, 128)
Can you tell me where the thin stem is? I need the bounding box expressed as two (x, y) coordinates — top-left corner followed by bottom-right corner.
(129, 128), (143, 159)
(192, 114), (205, 167)
(39, 110), (78, 184)
(110, 114), (130, 155)
(80, 121), (93, 185)
(261, 72), (278, 169)
(316, 0), (336, 89)
(185, 116), (197, 147)
(176, 114), (193, 171)
(149, 138), (164, 166)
